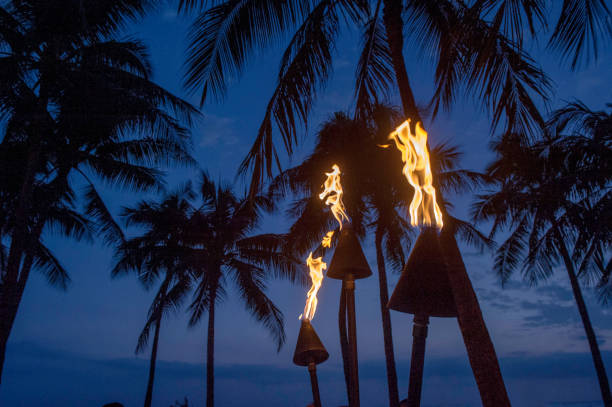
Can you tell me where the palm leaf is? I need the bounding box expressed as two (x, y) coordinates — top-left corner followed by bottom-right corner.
(548, 0), (612, 69)
(354, 0), (393, 121)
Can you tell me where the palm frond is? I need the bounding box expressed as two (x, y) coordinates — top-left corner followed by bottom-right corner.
(548, 0), (612, 69)
(83, 182), (125, 246)
(354, 0), (393, 121)
(32, 242), (71, 290)
(238, 0), (348, 197)
(494, 214), (529, 285)
(229, 259), (285, 351)
(184, 0), (313, 104)
(235, 233), (307, 285)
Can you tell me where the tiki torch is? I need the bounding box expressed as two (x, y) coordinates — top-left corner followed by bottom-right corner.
(293, 320), (329, 407)
(388, 227), (457, 407)
(327, 224), (372, 407)
(385, 120), (510, 407)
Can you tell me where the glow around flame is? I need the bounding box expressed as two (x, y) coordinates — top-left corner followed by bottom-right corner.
(388, 120), (443, 228)
(300, 164), (348, 321)
(318, 164), (349, 229)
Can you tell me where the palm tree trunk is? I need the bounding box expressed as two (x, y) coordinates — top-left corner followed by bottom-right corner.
(0, 224), (41, 385)
(206, 289), (216, 407)
(339, 283), (353, 406)
(381, 0), (421, 122)
(144, 314), (162, 407)
(557, 238), (612, 406)
(440, 230), (511, 407)
(375, 230), (400, 407)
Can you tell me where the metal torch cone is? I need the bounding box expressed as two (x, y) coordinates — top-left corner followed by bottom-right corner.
(388, 228), (457, 407)
(294, 320), (329, 407)
(327, 225), (372, 407)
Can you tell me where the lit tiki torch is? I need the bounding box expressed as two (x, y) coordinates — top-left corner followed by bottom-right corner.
(293, 165), (349, 407)
(385, 120), (510, 407)
(385, 120), (454, 407)
(321, 166), (372, 407)
(294, 251), (328, 407)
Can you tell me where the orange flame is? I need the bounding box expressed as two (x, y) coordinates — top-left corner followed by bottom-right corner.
(301, 252), (327, 321)
(321, 231), (334, 248)
(318, 164), (349, 229)
(388, 120), (443, 228)
(300, 165), (348, 321)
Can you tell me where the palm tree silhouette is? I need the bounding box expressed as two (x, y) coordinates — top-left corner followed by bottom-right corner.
(187, 172), (304, 407)
(178, 0), (610, 197)
(0, 0), (197, 384)
(113, 185), (196, 407)
(270, 106), (491, 406)
(473, 101), (612, 405)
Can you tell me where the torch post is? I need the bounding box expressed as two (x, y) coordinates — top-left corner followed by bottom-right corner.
(328, 225), (372, 407)
(308, 361), (322, 407)
(407, 314), (429, 407)
(344, 274), (359, 406)
(294, 320), (329, 407)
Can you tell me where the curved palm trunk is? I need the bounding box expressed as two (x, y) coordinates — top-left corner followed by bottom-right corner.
(381, 0), (421, 122)
(375, 230), (400, 407)
(206, 289), (216, 407)
(557, 239), (612, 406)
(440, 231), (511, 407)
(0, 221), (43, 385)
(144, 314), (162, 407)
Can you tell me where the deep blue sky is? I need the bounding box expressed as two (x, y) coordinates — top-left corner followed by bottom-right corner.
(2, 3), (612, 407)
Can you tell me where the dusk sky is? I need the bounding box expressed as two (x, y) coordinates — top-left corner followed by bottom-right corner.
(1, 3), (612, 407)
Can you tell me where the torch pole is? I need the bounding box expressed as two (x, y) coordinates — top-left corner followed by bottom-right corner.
(407, 314), (429, 407)
(345, 273), (360, 407)
(308, 361), (322, 407)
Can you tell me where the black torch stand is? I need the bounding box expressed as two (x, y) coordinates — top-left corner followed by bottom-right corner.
(328, 225), (372, 407)
(308, 360), (322, 407)
(294, 320), (329, 407)
(344, 274), (359, 406)
(407, 314), (429, 407)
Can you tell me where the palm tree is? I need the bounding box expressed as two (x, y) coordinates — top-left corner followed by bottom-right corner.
(473, 101), (612, 405)
(178, 0), (611, 195)
(270, 106), (491, 407)
(0, 0), (197, 383)
(112, 186), (195, 407)
(186, 172), (304, 407)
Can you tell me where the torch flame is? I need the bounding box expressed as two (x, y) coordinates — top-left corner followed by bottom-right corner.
(318, 164), (349, 229)
(321, 231), (334, 248)
(300, 165), (348, 321)
(388, 120), (443, 228)
(301, 252), (327, 321)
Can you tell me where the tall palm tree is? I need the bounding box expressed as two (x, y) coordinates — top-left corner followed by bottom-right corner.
(270, 106), (491, 407)
(112, 186), (195, 407)
(0, 0), (197, 383)
(187, 172), (304, 407)
(178, 0), (610, 196)
(473, 101), (612, 405)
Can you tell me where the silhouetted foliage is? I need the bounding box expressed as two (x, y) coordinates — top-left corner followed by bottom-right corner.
(180, 0), (610, 195)
(0, 0), (196, 385)
(473, 101), (612, 405)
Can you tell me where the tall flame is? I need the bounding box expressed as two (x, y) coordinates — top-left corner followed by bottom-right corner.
(318, 164), (349, 229)
(301, 253), (327, 321)
(388, 120), (443, 228)
(300, 164), (348, 321)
